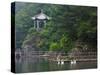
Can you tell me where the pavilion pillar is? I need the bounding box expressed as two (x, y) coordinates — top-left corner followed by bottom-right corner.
(34, 20), (36, 29)
(44, 20), (46, 28)
(36, 20), (39, 31)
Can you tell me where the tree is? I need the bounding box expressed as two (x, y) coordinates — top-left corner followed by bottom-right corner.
(60, 34), (73, 53)
(49, 42), (60, 51)
(15, 2), (97, 53)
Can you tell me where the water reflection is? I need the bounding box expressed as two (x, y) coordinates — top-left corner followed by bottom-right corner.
(15, 56), (97, 73)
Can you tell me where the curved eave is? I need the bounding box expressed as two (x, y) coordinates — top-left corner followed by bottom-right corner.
(32, 16), (51, 20)
(32, 13), (51, 20)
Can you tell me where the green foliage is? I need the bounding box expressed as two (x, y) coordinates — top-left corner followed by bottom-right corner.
(60, 34), (73, 52)
(49, 42), (60, 51)
(15, 2), (97, 52)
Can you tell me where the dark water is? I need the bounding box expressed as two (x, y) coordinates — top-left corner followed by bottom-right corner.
(15, 56), (97, 73)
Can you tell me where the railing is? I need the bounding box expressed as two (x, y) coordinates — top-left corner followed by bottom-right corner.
(15, 50), (97, 62)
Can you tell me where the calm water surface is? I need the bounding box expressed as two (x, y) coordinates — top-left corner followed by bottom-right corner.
(15, 56), (97, 73)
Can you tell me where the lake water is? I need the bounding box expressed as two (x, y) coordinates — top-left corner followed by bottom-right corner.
(15, 56), (97, 73)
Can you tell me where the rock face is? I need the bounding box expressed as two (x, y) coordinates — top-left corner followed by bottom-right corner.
(68, 40), (97, 60)
(22, 34), (41, 56)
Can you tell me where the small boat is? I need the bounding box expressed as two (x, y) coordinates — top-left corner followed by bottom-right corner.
(61, 61), (64, 65)
(57, 61), (60, 64)
(71, 60), (76, 64)
(71, 60), (74, 64)
(73, 60), (76, 64)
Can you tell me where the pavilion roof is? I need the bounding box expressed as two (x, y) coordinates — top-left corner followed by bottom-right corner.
(32, 10), (51, 20)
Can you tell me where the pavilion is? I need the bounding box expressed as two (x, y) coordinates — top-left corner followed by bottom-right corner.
(31, 9), (51, 31)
